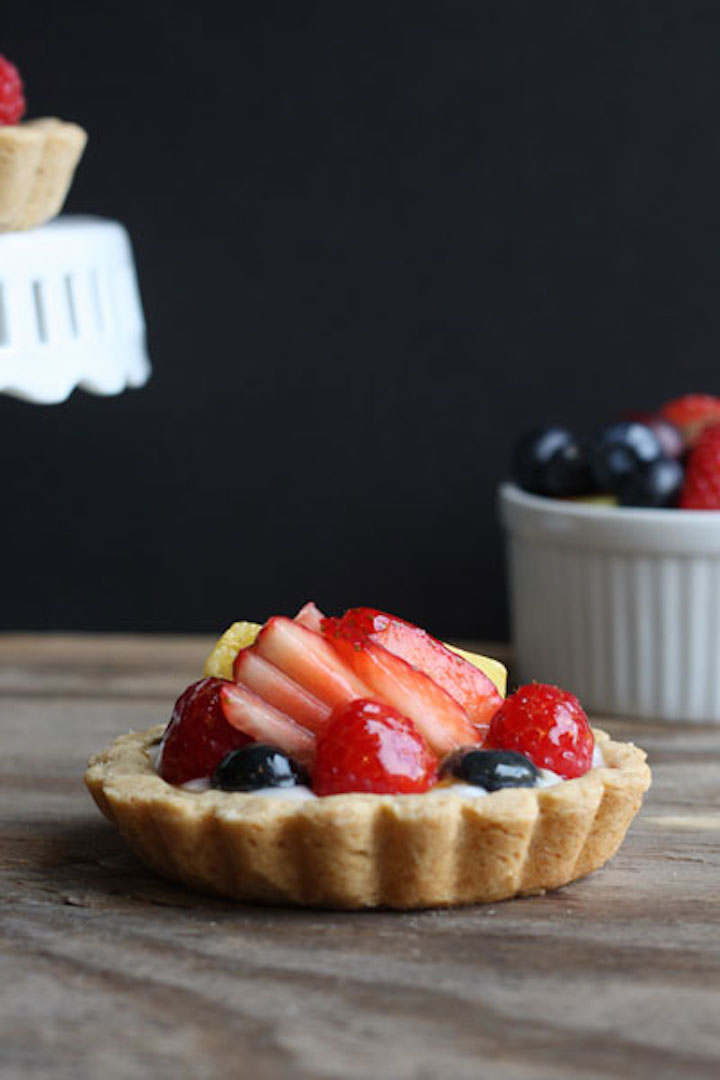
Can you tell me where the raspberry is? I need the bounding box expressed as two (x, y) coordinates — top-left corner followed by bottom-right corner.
(659, 394), (720, 447)
(159, 677), (250, 785)
(0, 55), (26, 126)
(312, 699), (437, 796)
(679, 422), (720, 509)
(485, 683), (593, 779)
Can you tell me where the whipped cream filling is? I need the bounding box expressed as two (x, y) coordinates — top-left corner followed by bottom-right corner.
(151, 741), (606, 798)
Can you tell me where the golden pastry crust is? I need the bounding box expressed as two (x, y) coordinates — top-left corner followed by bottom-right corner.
(0, 118), (87, 231)
(86, 726), (650, 909)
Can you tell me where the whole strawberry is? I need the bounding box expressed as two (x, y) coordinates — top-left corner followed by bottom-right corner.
(159, 677), (250, 784)
(485, 683), (594, 779)
(0, 54), (25, 126)
(679, 423), (720, 509)
(660, 394), (720, 448)
(312, 699), (437, 796)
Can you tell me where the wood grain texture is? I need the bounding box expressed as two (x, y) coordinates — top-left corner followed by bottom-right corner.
(1, 633), (719, 1080)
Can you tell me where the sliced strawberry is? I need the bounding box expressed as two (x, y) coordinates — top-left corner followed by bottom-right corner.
(294, 601), (325, 632)
(323, 608), (502, 739)
(220, 682), (315, 765)
(233, 648), (331, 733)
(327, 629), (479, 756)
(254, 616), (369, 708)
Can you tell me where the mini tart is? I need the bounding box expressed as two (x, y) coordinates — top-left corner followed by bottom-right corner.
(85, 726), (650, 910)
(0, 118), (87, 231)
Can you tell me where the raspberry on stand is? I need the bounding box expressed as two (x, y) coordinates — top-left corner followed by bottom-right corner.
(0, 54), (25, 125)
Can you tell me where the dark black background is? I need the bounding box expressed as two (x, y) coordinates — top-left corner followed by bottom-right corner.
(3, 2), (720, 637)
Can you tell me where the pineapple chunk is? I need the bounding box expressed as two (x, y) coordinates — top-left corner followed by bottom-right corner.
(203, 621), (262, 678)
(446, 644), (507, 697)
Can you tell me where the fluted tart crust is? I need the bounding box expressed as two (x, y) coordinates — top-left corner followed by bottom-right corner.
(0, 118), (87, 231)
(85, 725), (650, 910)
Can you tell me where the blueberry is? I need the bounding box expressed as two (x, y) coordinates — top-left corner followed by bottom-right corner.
(591, 422), (664, 492)
(212, 744), (310, 791)
(618, 456), (684, 508)
(512, 427), (594, 497)
(440, 748), (539, 791)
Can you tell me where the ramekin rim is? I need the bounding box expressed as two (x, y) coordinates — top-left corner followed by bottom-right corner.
(499, 481), (720, 526)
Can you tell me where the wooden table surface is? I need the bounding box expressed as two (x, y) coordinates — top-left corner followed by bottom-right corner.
(1, 634), (719, 1080)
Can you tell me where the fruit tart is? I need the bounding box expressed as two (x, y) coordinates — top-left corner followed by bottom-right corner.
(85, 605), (651, 909)
(0, 54), (87, 231)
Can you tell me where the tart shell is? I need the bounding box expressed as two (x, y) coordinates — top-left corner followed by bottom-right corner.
(85, 726), (651, 910)
(0, 118), (87, 231)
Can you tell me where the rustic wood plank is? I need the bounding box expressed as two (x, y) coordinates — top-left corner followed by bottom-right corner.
(1, 634), (719, 1080)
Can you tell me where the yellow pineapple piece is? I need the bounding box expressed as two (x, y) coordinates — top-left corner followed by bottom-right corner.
(567, 494), (619, 506)
(446, 644), (507, 696)
(203, 621), (262, 678)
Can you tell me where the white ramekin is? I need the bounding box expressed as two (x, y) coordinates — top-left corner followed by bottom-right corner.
(499, 482), (720, 722)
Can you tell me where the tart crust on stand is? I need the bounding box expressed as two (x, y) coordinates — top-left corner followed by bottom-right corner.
(85, 726), (650, 910)
(0, 118), (87, 231)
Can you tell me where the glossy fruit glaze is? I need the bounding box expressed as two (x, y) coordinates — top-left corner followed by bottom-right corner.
(486, 683), (594, 779)
(323, 607), (503, 737)
(312, 698), (438, 796)
(159, 677), (249, 785)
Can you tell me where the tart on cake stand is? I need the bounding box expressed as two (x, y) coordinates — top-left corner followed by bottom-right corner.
(0, 52), (150, 403)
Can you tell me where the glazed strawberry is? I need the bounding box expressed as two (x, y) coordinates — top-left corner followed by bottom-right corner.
(327, 623), (479, 755)
(0, 55), (25, 126)
(312, 699), (437, 796)
(233, 648), (331, 733)
(158, 677), (250, 785)
(679, 422), (720, 509)
(485, 683), (593, 779)
(659, 394), (720, 447)
(324, 608), (503, 738)
(220, 682), (315, 765)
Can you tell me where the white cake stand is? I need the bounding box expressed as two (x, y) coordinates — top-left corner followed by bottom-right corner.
(0, 215), (150, 404)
